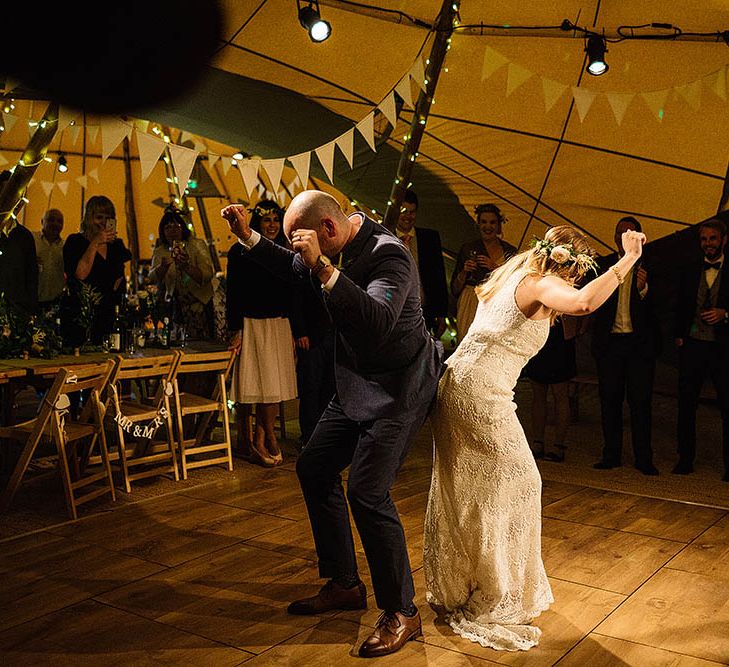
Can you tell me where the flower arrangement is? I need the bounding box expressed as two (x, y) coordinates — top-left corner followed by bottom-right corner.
(0, 293), (63, 359)
(530, 237), (599, 276)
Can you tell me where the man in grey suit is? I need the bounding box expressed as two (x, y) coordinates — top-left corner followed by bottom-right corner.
(222, 191), (442, 658)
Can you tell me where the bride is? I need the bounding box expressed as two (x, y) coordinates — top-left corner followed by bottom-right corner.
(424, 224), (645, 651)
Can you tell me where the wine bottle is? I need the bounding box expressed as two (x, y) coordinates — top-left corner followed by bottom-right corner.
(109, 305), (123, 352)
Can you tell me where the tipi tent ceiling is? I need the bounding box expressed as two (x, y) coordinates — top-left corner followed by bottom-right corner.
(170, 0), (729, 254)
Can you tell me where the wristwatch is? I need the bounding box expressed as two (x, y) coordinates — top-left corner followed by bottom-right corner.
(311, 254), (333, 277)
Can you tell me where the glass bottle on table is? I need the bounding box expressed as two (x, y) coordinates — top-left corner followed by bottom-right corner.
(109, 305), (123, 353)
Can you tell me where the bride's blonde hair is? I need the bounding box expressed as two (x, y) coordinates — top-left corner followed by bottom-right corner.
(475, 226), (597, 319)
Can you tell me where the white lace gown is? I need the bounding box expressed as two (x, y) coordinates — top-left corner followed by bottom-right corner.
(424, 270), (554, 651)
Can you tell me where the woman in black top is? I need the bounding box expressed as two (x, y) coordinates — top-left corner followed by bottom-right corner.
(226, 200), (301, 467)
(62, 195), (131, 346)
(451, 203), (517, 343)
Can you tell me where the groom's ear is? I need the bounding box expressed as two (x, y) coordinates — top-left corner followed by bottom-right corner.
(321, 218), (337, 238)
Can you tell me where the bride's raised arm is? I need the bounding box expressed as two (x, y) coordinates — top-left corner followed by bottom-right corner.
(530, 230), (645, 316)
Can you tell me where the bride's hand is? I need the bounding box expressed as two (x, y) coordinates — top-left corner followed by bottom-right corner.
(621, 230), (646, 258)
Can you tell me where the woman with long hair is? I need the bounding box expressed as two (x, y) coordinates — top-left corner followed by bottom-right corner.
(424, 224), (645, 651)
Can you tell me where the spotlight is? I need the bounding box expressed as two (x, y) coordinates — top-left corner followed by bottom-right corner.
(232, 150), (244, 160)
(57, 153), (68, 173)
(585, 35), (608, 76)
(298, 1), (331, 43)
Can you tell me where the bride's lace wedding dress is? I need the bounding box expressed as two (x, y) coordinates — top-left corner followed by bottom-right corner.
(424, 269), (554, 651)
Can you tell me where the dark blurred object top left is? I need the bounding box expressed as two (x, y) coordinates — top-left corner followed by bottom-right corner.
(1, 1), (224, 114)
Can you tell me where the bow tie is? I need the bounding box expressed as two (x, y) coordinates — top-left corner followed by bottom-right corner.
(704, 261), (722, 271)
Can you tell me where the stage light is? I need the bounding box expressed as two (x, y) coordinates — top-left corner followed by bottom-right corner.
(298, 1), (331, 43)
(232, 150), (244, 160)
(585, 35), (608, 76)
(57, 153), (68, 173)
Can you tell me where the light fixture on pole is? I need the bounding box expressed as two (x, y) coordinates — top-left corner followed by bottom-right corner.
(297, 1), (331, 43)
(585, 35), (609, 75)
(57, 153), (68, 173)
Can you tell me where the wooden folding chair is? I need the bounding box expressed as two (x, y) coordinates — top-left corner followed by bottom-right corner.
(172, 349), (235, 479)
(106, 352), (181, 493)
(0, 360), (116, 520)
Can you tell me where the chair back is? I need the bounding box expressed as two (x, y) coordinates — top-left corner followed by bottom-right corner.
(107, 352), (181, 406)
(175, 349), (235, 379)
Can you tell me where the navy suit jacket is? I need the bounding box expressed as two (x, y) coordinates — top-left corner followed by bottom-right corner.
(674, 260), (729, 344)
(414, 227), (449, 327)
(247, 215), (443, 421)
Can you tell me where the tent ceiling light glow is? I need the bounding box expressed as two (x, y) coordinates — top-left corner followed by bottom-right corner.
(298, 1), (331, 43)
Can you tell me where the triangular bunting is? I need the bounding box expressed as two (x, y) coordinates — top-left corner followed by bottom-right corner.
(315, 142), (336, 184)
(675, 79), (702, 110)
(75, 175), (88, 189)
(606, 92), (634, 125)
(571, 86), (597, 122)
(260, 158), (285, 193)
(277, 189), (288, 206)
(134, 118), (150, 133)
(221, 157), (232, 175)
(237, 159), (260, 196)
(67, 124), (81, 146)
(2, 78), (20, 94)
(86, 125), (99, 144)
(180, 130), (194, 145)
(208, 152), (220, 169)
(641, 88), (670, 122)
(704, 65), (727, 101)
(88, 167), (100, 183)
(481, 45), (509, 81)
(40, 181), (54, 197)
(542, 78), (568, 113)
(378, 92), (398, 128)
(395, 76), (414, 109)
(56, 181), (69, 196)
(100, 117), (132, 162)
(506, 62), (533, 97)
(410, 56), (427, 93)
(357, 112), (376, 152)
(168, 143), (199, 193)
(135, 129), (166, 182)
(256, 184), (266, 197)
(289, 152), (311, 189)
(0, 154), (8, 167)
(1, 112), (18, 134)
(336, 128), (355, 168)
(193, 139), (207, 152)
(57, 106), (79, 133)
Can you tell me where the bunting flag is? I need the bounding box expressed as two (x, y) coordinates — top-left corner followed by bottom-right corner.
(56, 181), (69, 196)
(378, 92), (398, 128)
(606, 92), (634, 125)
(75, 175), (88, 189)
(675, 78), (702, 110)
(57, 106), (79, 133)
(221, 157), (232, 175)
(100, 118), (132, 161)
(193, 139), (207, 152)
(179, 130), (194, 145)
(88, 167), (100, 183)
(506, 62), (533, 97)
(356, 112), (376, 152)
(571, 86), (597, 122)
(705, 65), (727, 101)
(67, 124), (81, 146)
(2, 78), (20, 93)
(0, 153), (8, 167)
(336, 128), (355, 168)
(315, 142), (336, 184)
(481, 45), (509, 81)
(541, 78), (568, 113)
(134, 118), (150, 133)
(277, 189), (287, 206)
(395, 76), (414, 108)
(2, 112), (18, 134)
(40, 181), (54, 197)
(641, 88), (670, 122)
(260, 158), (285, 193)
(208, 152), (220, 169)
(256, 183), (266, 197)
(289, 151), (311, 189)
(135, 129), (166, 182)
(86, 125), (99, 144)
(168, 143), (199, 193)
(410, 56), (427, 93)
(237, 159), (260, 196)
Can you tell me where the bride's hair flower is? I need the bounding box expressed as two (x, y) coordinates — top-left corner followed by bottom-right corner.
(549, 246), (571, 263)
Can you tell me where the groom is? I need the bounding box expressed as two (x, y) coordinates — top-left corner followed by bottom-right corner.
(222, 191), (442, 657)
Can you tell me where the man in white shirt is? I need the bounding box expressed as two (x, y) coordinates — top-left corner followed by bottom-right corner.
(591, 217), (661, 475)
(33, 208), (65, 310)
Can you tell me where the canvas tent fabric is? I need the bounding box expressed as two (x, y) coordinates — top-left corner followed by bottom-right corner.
(2, 1), (729, 263)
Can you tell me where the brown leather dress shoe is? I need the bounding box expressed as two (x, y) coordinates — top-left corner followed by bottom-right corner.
(358, 610), (422, 658)
(287, 580), (367, 615)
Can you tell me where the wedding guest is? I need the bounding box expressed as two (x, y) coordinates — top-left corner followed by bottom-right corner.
(63, 195), (131, 345)
(592, 216), (661, 476)
(148, 205), (215, 340)
(451, 203), (516, 342)
(226, 199), (297, 467)
(395, 189), (449, 338)
(33, 208), (66, 312)
(673, 218), (729, 481)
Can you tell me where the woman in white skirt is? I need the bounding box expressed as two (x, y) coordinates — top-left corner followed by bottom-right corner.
(226, 200), (300, 466)
(450, 204), (517, 344)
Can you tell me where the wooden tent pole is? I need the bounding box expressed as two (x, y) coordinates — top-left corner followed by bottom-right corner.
(0, 102), (59, 234)
(122, 136), (140, 282)
(382, 1), (458, 232)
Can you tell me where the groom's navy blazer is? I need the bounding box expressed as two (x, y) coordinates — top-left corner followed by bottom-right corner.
(246, 214), (443, 421)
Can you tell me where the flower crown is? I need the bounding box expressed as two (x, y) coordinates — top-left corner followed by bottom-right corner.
(249, 205), (284, 219)
(530, 237), (599, 275)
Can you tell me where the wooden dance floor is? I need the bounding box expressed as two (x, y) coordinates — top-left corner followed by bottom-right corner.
(1, 410), (729, 665)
